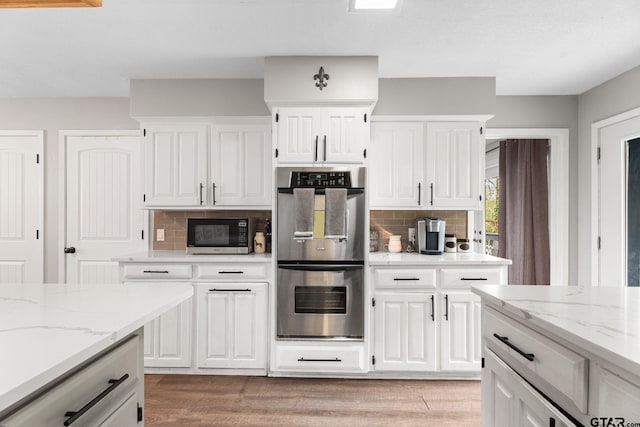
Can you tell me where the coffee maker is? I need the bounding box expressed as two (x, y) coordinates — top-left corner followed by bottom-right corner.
(416, 217), (446, 255)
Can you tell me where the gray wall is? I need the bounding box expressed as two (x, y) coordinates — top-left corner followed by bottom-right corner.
(130, 79), (269, 117)
(375, 78), (496, 116)
(0, 98), (137, 282)
(577, 65), (640, 284)
(488, 96), (579, 284)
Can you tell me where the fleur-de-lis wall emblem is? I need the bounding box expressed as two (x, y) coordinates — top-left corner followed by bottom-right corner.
(313, 66), (330, 91)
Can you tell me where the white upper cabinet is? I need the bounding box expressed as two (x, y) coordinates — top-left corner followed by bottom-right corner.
(143, 124), (208, 207)
(369, 122), (424, 208)
(210, 125), (271, 207)
(274, 107), (368, 164)
(425, 122), (483, 210)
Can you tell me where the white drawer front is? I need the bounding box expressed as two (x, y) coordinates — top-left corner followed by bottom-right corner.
(373, 269), (437, 289)
(484, 307), (588, 413)
(592, 364), (640, 420)
(274, 345), (366, 373)
(196, 263), (268, 281)
(440, 267), (505, 288)
(2, 336), (141, 427)
(122, 264), (192, 280)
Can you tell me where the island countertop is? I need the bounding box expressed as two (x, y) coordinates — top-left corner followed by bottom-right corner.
(0, 282), (193, 414)
(369, 251), (511, 266)
(471, 285), (640, 376)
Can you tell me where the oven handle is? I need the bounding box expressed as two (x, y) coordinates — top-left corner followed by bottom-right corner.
(278, 264), (363, 272)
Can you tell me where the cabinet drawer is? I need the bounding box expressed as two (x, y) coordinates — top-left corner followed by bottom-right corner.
(2, 336), (141, 427)
(373, 269), (437, 289)
(274, 345), (366, 373)
(484, 307), (588, 413)
(440, 267), (505, 288)
(122, 264), (192, 280)
(196, 263), (269, 281)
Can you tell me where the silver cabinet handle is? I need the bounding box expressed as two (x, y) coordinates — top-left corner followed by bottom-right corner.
(430, 183), (434, 206)
(199, 183), (204, 205)
(212, 182), (216, 205)
(314, 136), (318, 162)
(323, 135), (327, 161)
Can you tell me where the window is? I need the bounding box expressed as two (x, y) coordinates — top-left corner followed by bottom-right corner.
(485, 177), (499, 256)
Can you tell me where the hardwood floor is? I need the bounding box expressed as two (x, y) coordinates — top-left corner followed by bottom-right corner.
(144, 375), (481, 426)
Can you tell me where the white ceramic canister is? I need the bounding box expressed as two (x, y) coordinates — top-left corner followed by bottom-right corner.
(444, 234), (457, 253)
(457, 238), (470, 253)
(385, 235), (402, 253)
(254, 232), (266, 254)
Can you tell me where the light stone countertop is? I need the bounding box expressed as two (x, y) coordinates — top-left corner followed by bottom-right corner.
(0, 282), (193, 414)
(472, 284), (640, 375)
(368, 251), (511, 266)
(114, 250), (272, 263)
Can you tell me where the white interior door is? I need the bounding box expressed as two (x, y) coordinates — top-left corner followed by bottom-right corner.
(599, 116), (640, 287)
(63, 133), (146, 284)
(0, 131), (43, 283)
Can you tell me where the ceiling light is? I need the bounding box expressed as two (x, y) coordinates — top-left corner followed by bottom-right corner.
(350, 0), (399, 11)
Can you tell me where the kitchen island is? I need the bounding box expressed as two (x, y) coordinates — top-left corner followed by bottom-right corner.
(0, 282), (192, 426)
(472, 285), (640, 426)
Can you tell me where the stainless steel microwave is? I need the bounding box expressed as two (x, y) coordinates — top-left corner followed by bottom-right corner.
(186, 218), (253, 254)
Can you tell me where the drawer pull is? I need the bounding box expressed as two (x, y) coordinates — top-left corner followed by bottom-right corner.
(210, 288), (251, 292)
(63, 373), (129, 426)
(549, 418), (555, 427)
(493, 333), (535, 362)
(393, 277), (420, 281)
(219, 271), (244, 274)
(460, 277), (488, 281)
(143, 270), (168, 274)
(297, 357), (342, 362)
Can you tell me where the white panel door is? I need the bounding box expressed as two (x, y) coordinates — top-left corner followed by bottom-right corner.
(196, 283), (267, 369)
(146, 300), (192, 368)
(0, 132), (43, 283)
(64, 134), (146, 284)
(373, 292), (437, 371)
(599, 115), (640, 286)
(426, 122), (482, 209)
(369, 122), (424, 208)
(143, 124), (208, 206)
(440, 291), (481, 371)
(323, 108), (367, 164)
(210, 125), (271, 207)
(275, 108), (322, 163)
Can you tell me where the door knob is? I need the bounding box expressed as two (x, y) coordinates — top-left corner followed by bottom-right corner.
(64, 247), (76, 254)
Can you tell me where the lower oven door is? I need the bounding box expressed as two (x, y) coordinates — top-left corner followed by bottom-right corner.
(277, 264), (364, 340)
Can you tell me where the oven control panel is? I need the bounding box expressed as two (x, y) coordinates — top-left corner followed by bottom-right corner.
(291, 171), (352, 188)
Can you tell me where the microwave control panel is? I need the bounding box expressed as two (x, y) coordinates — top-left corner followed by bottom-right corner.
(291, 171), (352, 188)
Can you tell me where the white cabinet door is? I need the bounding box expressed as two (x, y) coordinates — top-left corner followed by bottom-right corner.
(143, 298), (192, 368)
(210, 125), (271, 207)
(482, 349), (576, 427)
(440, 291), (481, 371)
(426, 122), (482, 209)
(373, 292), (437, 371)
(369, 122), (424, 208)
(143, 124), (208, 206)
(275, 108), (322, 163)
(196, 283), (267, 369)
(322, 108), (368, 164)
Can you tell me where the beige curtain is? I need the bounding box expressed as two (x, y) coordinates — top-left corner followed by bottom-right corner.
(498, 139), (550, 285)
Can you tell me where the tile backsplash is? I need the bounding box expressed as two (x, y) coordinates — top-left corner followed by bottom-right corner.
(152, 210), (272, 251)
(370, 210), (468, 251)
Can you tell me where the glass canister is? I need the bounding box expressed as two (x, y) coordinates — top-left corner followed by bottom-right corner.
(444, 234), (457, 253)
(369, 230), (379, 252)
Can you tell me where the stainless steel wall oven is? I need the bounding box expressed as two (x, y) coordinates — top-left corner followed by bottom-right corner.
(276, 167), (366, 341)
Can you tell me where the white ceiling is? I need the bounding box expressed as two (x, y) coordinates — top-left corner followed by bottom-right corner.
(1, 0), (640, 97)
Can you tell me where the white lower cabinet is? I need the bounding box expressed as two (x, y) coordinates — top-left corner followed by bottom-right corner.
(482, 348), (576, 427)
(373, 292), (437, 371)
(440, 291), (482, 371)
(196, 283), (267, 369)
